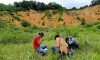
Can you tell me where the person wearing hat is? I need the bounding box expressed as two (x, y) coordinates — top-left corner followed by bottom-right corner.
(33, 32), (48, 56)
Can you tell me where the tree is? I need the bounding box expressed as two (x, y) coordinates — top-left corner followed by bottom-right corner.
(91, 0), (100, 6)
(72, 7), (77, 10)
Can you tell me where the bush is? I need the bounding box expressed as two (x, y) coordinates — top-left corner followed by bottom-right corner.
(11, 15), (21, 21)
(81, 18), (85, 25)
(41, 16), (45, 20)
(76, 17), (81, 20)
(0, 12), (3, 16)
(0, 19), (8, 28)
(44, 10), (52, 18)
(21, 20), (31, 27)
(76, 17), (85, 25)
(58, 16), (63, 22)
(52, 10), (58, 15)
(84, 22), (100, 27)
(62, 22), (66, 26)
(98, 18), (100, 21)
(31, 25), (39, 29)
(42, 21), (45, 26)
(96, 24), (100, 29)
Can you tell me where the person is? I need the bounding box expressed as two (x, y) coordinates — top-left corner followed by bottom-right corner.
(33, 32), (48, 56)
(51, 35), (69, 55)
(65, 36), (79, 49)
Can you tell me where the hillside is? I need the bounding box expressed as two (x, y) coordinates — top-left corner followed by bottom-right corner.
(0, 5), (100, 27)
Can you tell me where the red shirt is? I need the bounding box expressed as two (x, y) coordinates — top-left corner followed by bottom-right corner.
(33, 35), (40, 49)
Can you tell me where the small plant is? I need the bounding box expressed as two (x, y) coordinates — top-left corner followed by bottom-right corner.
(76, 17), (85, 25)
(0, 12), (3, 16)
(52, 10), (58, 15)
(42, 21), (45, 26)
(76, 17), (81, 20)
(31, 25), (38, 29)
(62, 22), (66, 26)
(81, 18), (85, 25)
(48, 17), (52, 21)
(41, 16), (45, 20)
(11, 15), (21, 21)
(21, 20), (31, 27)
(96, 24), (100, 29)
(0, 19), (8, 28)
(98, 18), (100, 21)
(58, 16), (63, 22)
(44, 10), (52, 18)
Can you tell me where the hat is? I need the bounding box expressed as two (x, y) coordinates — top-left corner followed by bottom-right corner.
(39, 32), (44, 37)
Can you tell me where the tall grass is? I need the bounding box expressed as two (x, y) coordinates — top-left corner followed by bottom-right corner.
(0, 21), (100, 60)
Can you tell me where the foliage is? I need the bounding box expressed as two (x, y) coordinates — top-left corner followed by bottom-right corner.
(0, 1), (66, 12)
(21, 20), (31, 27)
(14, 1), (64, 11)
(96, 24), (100, 29)
(79, 5), (88, 10)
(31, 25), (39, 30)
(81, 18), (85, 25)
(58, 16), (63, 22)
(0, 31), (32, 44)
(76, 17), (81, 20)
(58, 7), (67, 16)
(84, 22), (100, 27)
(11, 15), (21, 21)
(44, 10), (52, 18)
(42, 21), (45, 26)
(0, 19), (8, 28)
(76, 17), (86, 25)
(0, 12), (3, 16)
(71, 7), (77, 10)
(91, 0), (100, 6)
(0, 23), (100, 60)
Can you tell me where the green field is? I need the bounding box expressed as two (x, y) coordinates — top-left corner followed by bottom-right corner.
(0, 19), (100, 60)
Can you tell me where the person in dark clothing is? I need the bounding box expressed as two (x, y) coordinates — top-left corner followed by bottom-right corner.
(65, 36), (79, 49)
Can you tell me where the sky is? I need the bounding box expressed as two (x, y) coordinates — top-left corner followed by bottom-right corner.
(0, 0), (92, 9)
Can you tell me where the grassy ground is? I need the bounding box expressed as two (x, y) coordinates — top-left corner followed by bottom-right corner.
(0, 20), (100, 60)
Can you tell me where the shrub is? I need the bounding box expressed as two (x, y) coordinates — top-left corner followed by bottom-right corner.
(0, 19), (8, 28)
(31, 25), (39, 29)
(58, 7), (66, 16)
(44, 10), (52, 18)
(42, 21), (45, 26)
(62, 22), (66, 26)
(11, 15), (21, 21)
(52, 10), (58, 15)
(76, 17), (85, 25)
(76, 17), (81, 20)
(0, 12), (3, 16)
(58, 16), (63, 22)
(48, 17), (52, 21)
(96, 24), (100, 29)
(81, 18), (85, 25)
(98, 18), (100, 21)
(21, 20), (31, 27)
(41, 16), (45, 20)
(84, 22), (100, 27)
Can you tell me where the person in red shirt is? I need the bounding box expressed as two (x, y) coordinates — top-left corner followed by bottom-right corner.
(33, 32), (47, 56)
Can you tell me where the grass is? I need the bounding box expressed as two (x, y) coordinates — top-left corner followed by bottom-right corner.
(0, 20), (100, 60)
